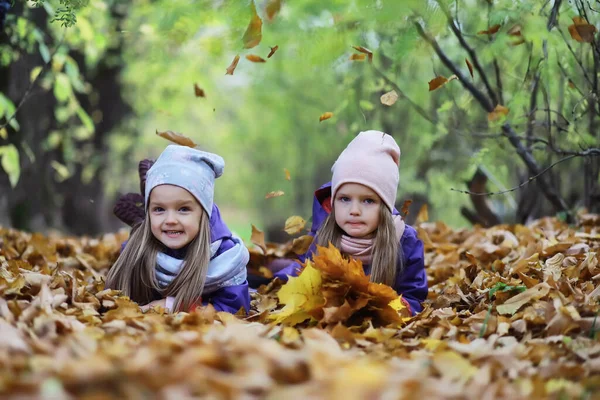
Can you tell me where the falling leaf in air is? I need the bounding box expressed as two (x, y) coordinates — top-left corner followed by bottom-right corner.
(352, 45), (373, 63)
(284, 216), (306, 235)
(193, 83), (206, 98)
(465, 58), (474, 78)
(568, 17), (597, 43)
(415, 204), (429, 224)
(477, 24), (501, 35)
(156, 130), (197, 148)
(265, 0), (281, 21)
(284, 168), (291, 181)
(265, 190), (285, 199)
(250, 224), (267, 254)
(290, 235), (314, 254)
(380, 90), (399, 106)
(225, 55), (240, 75)
(349, 53), (367, 61)
(507, 25), (522, 36)
(267, 45), (279, 58)
(401, 200), (413, 217)
(319, 112), (333, 122)
(488, 105), (510, 121)
(246, 54), (266, 63)
(428, 75), (458, 91)
(242, 1), (263, 49)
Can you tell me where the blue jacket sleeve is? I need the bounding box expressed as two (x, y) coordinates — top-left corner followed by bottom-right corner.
(203, 281), (251, 314)
(395, 226), (428, 314)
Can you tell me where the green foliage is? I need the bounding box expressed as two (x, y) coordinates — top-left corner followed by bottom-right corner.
(0, 144), (20, 187)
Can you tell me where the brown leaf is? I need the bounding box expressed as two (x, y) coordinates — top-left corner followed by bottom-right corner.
(380, 90), (399, 106)
(352, 45), (373, 63)
(415, 204), (429, 224)
(284, 168), (291, 181)
(319, 112), (333, 122)
(193, 83), (205, 98)
(155, 130), (196, 148)
(488, 105), (510, 121)
(465, 58), (474, 78)
(291, 235), (314, 255)
(401, 199), (412, 217)
(242, 1), (263, 49)
(265, 190), (285, 199)
(246, 54), (266, 63)
(477, 24), (501, 35)
(251, 224), (267, 254)
(267, 45), (279, 58)
(349, 53), (366, 61)
(265, 0), (281, 21)
(284, 216), (306, 235)
(507, 25), (522, 36)
(225, 55), (241, 75)
(428, 75), (458, 91)
(568, 17), (597, 43)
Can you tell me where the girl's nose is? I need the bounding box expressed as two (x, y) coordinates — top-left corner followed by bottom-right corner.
(350, 202), (360, 215)
(165, 211), (177, 223)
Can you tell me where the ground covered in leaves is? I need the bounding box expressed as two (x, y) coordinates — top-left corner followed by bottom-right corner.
(1, 215), (600, 399)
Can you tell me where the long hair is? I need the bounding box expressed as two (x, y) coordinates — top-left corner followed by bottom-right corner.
(105, 209), (211, 311)
(315, 203), (403, 287)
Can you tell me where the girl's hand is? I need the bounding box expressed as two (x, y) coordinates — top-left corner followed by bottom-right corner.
(140, 298), (167, 312)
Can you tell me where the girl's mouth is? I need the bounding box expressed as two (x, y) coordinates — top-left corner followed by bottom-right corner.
(164, 231), (183, 237)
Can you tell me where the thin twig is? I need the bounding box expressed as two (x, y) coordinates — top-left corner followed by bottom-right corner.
(547, 0), (562, 30)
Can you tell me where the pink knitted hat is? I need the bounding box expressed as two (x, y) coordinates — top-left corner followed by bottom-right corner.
(331, 130), (400, 211)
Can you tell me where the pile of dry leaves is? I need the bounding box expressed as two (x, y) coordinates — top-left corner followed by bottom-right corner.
(1, 213), (600, 399)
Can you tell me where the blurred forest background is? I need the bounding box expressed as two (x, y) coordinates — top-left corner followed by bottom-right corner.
(0, 0), (599, 242)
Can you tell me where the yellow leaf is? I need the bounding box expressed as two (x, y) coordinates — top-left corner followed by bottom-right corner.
(284, 216), (306, 235)
(380, 90), (398, 106)
(269, 262), (324, 325)
(265, 190), (284, 199)
(432, 351), (478, 383)
(488, 105), (510, 121)
(319, 112), (333, 122)
(415, 204), (429, 223)
(388, 296), (406, 313)
(284, 168), (291, 181)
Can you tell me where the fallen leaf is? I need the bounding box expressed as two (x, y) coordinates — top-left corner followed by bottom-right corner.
(349, 53), (366, 61)
(225, 55), (241, 75)
(319, 112), (333, 122)
(284, 168), (291, 181)
(380, 90), (399, 106)
(265, 190), (285, 199)
(568, 17), (597, 43)
(265, 0), (281, 21)
(193, 83), (205, 98)
(242, 1), (263, 49)
(284, 216), (306, 235)
(477, 24), (501, 35)
(466, 58), (474, 78)
(267, 45), (279, 58)
(488, 105), (510, 121)
(352, 45), (373, 63)
(155, 130), (196, 148)
(246, 54), (266, 63)
(496, 282), (551, 315)
(251, 224), (267, 254)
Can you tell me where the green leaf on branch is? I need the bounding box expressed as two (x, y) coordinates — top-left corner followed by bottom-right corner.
(0, 145), (21, 188)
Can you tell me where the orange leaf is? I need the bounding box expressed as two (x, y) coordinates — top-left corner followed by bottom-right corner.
(507, 25), (522, 36)
(267, 45), (279, 58)
(352, 45), (373, 63)
(568, 17), (597, 43)
(250, 224), (267, 254)
(193, 83), (205, 98)
(477, 24), (501, 35)
(291, 235), (314, 255)
(265, 190), (285, 199)
(488, 105), (510, 121)
(465, 58), (474, 78)
(246, 54), (266, 63)
(284, 168), (291, 181)
(510, 38), (526, 46)
(319, 112), (333, 122)
(380, 90), (399, 106)
(265, 0), (281, 21)
(401, 199), (412, 217)
(225, 55), (240, 75)
(349, 53), (366, 61)
(155, 130), (196, 148)
(242, 1), (263, 49)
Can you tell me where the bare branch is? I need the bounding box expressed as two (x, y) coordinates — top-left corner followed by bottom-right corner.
(547, 0), (562, 30)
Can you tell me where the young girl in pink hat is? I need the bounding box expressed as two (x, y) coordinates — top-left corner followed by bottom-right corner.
(273, 130), (427, 314)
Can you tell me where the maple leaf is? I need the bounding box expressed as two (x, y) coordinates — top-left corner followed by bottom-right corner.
(269, 262), (324, 325)
(155, 130), (196, 148)
(380, 90), (398, 106)
(242, 1), (262, 49)
(284, 216), (306, 235)
(225, 55), (240, 75)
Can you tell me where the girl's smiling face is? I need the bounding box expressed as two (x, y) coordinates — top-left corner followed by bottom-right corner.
(334, 183), (381, 238)
(148, 184), (203, 249)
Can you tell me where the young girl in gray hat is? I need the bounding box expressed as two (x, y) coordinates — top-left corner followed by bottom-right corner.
(106, 145), (250, 314)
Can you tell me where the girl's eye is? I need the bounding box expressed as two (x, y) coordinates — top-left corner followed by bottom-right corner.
(153, 207), (164, 212)
(364, 198), (376, 204)
(338, 196), (350, 202)
(179, 207), (190, 212)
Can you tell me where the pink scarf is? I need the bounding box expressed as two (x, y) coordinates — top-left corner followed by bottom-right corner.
(339, 215), (406, 264)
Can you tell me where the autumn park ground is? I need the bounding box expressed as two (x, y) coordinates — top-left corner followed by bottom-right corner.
(0, 213), (599, 399)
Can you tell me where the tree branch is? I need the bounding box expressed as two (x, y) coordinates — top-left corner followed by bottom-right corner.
(547, 0), (562, 30)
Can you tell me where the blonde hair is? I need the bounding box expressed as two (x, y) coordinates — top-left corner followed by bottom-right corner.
(105, 210), (211, 311)
(315, 203), (403, 286)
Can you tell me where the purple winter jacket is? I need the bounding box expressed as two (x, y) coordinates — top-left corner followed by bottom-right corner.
(121, 204), (250, 314)
(274, 182), (428, 315)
